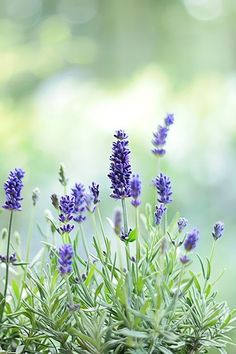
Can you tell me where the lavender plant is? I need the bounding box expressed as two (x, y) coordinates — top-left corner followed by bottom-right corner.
(0, 116), (235, 354)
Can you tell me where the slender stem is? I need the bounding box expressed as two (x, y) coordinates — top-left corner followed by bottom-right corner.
(135, 207), (140, 262)
(203, 240), (216, 294)
(65, 276), (74, 308)
(2, 211), (14, 319)
(79, 224), (90, 262)
(121, 198), (128, 235)
(97, 206), (106, 244)
(91, 213), (103, 260)
(121, 198), (131, 272)
(169, 263), (185, 324)
(164, 211), (167, 236)
(209, 240), (216, 264)
(135, 207), (140, 291)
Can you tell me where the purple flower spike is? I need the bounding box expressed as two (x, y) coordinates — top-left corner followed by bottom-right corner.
(184, 229), (199, 252)
(180, 255), (190, 264)
(71, 183), (86, 223)
(60, 224), (74, 234)
(59, 195), (75, 234)
(212, 221), (224, 240)
(178, 217), (188, 233)
(0, 252), (17, 264)
(130, 174), (141, 207)
(3, 168), (25, 211)
(108, 130), (132, 199)
(152, 113), (174, 156)
(114, 130), (128, 140)
(155, 204), (166, 225)
(58, 244), (73, 275)
(90, 182), (100, 205)
(154, 173), (173, 205)
(165, 113), (174, 126)
(86, 182), (100, 213)
(152, 126), (168, 147)
(152, 148), (166, 156)
(59, 195), (75, 215)
(114, 208), (122, 236)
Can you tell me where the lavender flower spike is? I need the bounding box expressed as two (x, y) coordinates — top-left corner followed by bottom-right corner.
(154, 173), (173, 204)
(58, 244), (73, 275)
(86, 182), (100, 213)
(177, 217), (188, 233)
(212, 221), (224, 240)
(180, 254), (190, 264)
(90, 182), (100, 205)
(108, 130), (132, 199)
(130, 174), (141, 207)
(152, 113), (174, 157)
(165, 113), (174, 126)
(59, 195), (75, 234)
(155, 204), (166, 225)
(184, 229), (199, 252)
(71, 183), (86, 223)
(3, 168), (25, 211)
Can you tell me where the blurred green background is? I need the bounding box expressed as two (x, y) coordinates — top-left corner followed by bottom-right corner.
(1, 0), (236, 351)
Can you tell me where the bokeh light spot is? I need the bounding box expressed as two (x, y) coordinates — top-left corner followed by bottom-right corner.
(183, 0), (223, 21)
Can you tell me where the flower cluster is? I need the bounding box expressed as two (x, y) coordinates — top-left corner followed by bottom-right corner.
(58, 244), (73, 275)
(152, 113), (174, 156)
(177, 217), (188, 233)
(184, 229), (199, 251)
(71, 183), (86, 223)
(154, 173), (172, 225)
(59, 195), (75, 233)
(108, 130), (132, 199)
(155, 204), (166, 225)
(130, 174), (141, 207)
(3, 168), (25, 211)
(0, 253), (17, 264)
(154, 173), (173, 204)
(212, 221), (224, 240)
(85, 182), (100, 213)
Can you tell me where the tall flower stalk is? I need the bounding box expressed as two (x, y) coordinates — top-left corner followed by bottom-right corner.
(108, 130), (132, 270)
(152, 113), (174, 158)
(1, 168), (25, 320)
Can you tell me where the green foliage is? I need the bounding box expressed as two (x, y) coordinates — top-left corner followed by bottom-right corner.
(0, 182), (235, 353)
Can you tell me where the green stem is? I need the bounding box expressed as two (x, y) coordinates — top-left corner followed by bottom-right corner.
(80, 224), (90, 262)
(121, 198), (128, 235)
(135, 207), (140, 262)
(2, 211), (14, 319)
(97, 206), (106, 244)
(121, 198), (131, 272)
(65, 276), (74, 308)
(209, 240), (216, 264)
(91, 213), (103, 260)
(169, 263), (185, 324)
(164, 211), (167, 236)
(135, 207), (140, 292)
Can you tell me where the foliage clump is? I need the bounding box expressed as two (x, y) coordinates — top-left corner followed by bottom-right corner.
(0, 115), (235, 353)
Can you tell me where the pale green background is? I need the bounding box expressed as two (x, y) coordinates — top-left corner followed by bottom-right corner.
(0, 0), (236, 351)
